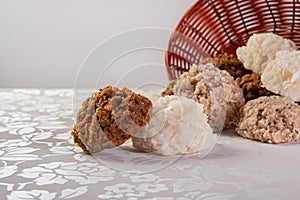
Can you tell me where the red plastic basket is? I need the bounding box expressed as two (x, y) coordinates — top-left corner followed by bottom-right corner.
(165, 0), (300, 80)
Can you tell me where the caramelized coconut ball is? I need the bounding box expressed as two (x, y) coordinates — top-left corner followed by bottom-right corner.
(71, 86), (152, 154)
(200, 53), (251, 79)
(236, 72), (274, 102)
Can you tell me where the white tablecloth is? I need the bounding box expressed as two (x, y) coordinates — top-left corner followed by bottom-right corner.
(1, 89), (300, 200)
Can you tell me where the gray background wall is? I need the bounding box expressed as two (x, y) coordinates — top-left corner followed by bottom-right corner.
(0, 0), (195, 88)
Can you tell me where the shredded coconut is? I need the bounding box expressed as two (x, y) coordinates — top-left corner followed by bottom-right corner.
(237, 33), (297, 74)
(132, 96), (215, 156)
(261, 50), (300, 102)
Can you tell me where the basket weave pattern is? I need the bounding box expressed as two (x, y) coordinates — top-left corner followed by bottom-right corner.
(165, 0), (300, 80)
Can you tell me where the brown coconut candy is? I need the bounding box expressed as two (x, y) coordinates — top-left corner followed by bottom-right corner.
(71, 86), (152, 154)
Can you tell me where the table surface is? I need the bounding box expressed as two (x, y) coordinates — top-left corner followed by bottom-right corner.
(1, 89), (300, 200)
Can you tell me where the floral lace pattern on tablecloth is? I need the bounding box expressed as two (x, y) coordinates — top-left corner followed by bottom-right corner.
(0, 89), (299, 200)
